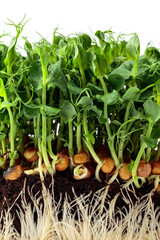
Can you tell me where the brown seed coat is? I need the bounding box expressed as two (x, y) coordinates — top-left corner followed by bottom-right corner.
(101, 157), (115, 173)
(3, 165), (24, 180)
(119, 163), (132, 180)
(137, 160), (151, 177)
(151, 160), (160, 175)
(55, 153), (69, 171)
(24, 147), (39, 162)
(73, 152), (88, 165)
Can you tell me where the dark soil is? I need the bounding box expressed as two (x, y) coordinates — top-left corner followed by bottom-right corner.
(0, 168), (159, 234)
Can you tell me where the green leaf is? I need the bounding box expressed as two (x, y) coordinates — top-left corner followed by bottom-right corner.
(0, 44), (8, 70)
(67, 81), (83, 95)
(150, 124), (160, 139)
(122, 87), (140, 101)
(95, 30), (105, 41)
(86, 83), (103, 95)
(112, 120), (122, 126)
(46, 133), (54, 142)
(28, 61), (43, 91)
(41, 105), (60, 116)
(4, 36), (17, 66)
(73, 44), (87, 70)
(108, 61), (133, 91)
(48, 61), (67, 94)
(0, 109), (9, 123)
(0, 97), (20, 110)
(23, 103), (40, 119)
(98, 114), (107, 124)
(84, 133), (95, 144)
(96, 90), (119, 105)
(77, 96), (93, 110)
(140, 135), (158, 148)
(108, 73), (125, 91)
(60, 101), (77, 123)
(127, 160), (134, 171)
(92, 53), (108, 76)
(145, 46), (160, 62)
(126, 34), (140, 61)
(109, 61), (133, 80)
(78, 34), (91, 50)
(9, 150), (18, 160)
(143, 100), (160, 122)
(90, 105), (102, 116)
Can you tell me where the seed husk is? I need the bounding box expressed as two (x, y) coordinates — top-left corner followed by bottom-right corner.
(24, 147), (39, 162)
(3, 165), (24, 180)
(101, 157), (115, 174)
(151, 160), (160, 175)
(119, 163), (132, 180)
(55, 153), (69, 171)
(73, 152), (88, 165)
(137, 160), (152, 177)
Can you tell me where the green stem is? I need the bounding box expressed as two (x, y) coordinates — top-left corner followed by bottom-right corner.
(154, 142), (160, 162)
(76, 111), (82, 153)
(78, 58), (86, 88)
(1, 140), (6, 154)
(77, 61), (85, 152)
(2, 80), (16, 166)
(33, 117), (38, 148)
(56, 90), (64, 152)
(56, 118), (65, 152)
(132, 119), (153, 188)
(140, 127), (147, 160)
(1, 122), (6, 154)
(18, 128), (24, 157)
(23, 74), (32, 100)
(68, 120), (74, 157)
(41, 66), (53, 175)
(118, 101), (132, 162)
(83, 109), (102, 181)
(37, 114), (41, 149)
(96, 64), (119, 166)
(8, 107), (15, 166)
(47, 88), (57, 162)
(145, 146), (152, 162)
(132, 56), (139, 87)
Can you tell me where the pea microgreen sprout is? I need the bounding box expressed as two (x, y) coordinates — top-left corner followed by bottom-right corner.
(2, 17), (160, 189)
(0, 78), (18, 166)
(0, 17), (29, 167)
(73, 164), (91, 180)
(33, 39), (56, 175)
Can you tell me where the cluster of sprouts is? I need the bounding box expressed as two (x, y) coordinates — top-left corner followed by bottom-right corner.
(0, 17), (160, 188)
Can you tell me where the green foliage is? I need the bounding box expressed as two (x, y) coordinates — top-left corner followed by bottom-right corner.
(41, 105), (60, 116)
(143, 100), (160, 122)
(28, 61), (43, 91)
(67, 81), (83, 95)
(122, 87), (140, 101)
(126, 34), (140, 61)
(23, 103), (40, 119)
(0, 20), (160, 185)
(140, 135), (158, 148)
(60, 101), (77, 123)
(96, 90), (119, 105)
(77, 96), (93, 110)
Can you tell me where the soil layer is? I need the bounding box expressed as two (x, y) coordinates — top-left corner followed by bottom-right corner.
(0, 168), (159, 233)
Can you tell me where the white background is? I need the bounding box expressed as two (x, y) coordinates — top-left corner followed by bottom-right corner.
(0, 0), (160, 54)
